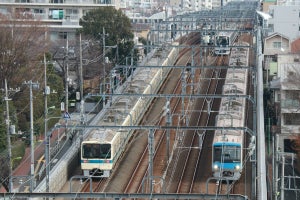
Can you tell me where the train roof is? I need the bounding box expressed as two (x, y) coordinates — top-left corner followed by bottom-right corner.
(213, 129), (243, 144)
(83, 129), (116, 143)
(84, 65), (162, 143)
(213, 40), (249, 144)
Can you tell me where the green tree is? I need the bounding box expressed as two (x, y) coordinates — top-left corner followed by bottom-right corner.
(79, 7), (135, 65)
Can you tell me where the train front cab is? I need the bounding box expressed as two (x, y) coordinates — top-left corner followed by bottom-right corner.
(212, 142), (242, 180)
(214, 35), (230, 55)
(81, 142), (112, 178)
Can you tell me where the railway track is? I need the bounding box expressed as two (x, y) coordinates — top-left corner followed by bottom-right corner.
(175, 59), (225, 194)
(123, 67), (183, 193)
(102, 34), (200, 194)
(164, 54), (228, 194)
(78, 32), (254, 199)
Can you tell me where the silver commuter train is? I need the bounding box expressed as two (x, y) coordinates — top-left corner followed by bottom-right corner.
(212, 42), (249, 180)
(214, 30), (238, 55)
(81, 44), (179, 177)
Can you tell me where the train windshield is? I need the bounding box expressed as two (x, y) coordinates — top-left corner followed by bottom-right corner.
(216, 36), (229, 46)
(82, 143), (111, 159)
(213, 145), (241, 163)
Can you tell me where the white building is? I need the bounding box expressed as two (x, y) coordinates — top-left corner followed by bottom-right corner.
(262, 1), (300, 153)
(268, 5), (300, 41)
(0, 0), (115, 41)
(269, 53), (300, 153)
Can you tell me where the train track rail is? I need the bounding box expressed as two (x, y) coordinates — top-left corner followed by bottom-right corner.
(123, 33), (203, 194)
(78, 32), (254, 199)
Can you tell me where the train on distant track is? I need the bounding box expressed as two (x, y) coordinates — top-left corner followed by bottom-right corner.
(212, 41), (250, 181)
(214, 30), (238, 55)
(80, 45), (179, 177)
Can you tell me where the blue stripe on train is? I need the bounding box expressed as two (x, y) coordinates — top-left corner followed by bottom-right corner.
(81, 159), (113, 164)
(215, 162), (241, 169)
(213, 142), (241, 147)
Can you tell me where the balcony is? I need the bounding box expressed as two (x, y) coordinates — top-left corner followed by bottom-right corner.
(0, 0), (114, 5)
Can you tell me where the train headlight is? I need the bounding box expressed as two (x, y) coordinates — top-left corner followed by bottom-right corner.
(213, 164), (219, 171)
(235, 165), (241, 171)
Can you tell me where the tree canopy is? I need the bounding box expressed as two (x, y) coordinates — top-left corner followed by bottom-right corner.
(79, 7), (135, 65)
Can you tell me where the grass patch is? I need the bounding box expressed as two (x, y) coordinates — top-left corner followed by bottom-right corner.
(11, 141), (26, 169)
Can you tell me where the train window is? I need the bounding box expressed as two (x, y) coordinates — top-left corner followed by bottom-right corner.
(213, 146), (241, 163)
(100, 144), (111, 159)
(216, 36), (229, 45)
(82, 144), (93, 158)
(82, 144), (111, 159)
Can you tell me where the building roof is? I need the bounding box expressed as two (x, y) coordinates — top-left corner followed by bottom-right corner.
(265, 32), (289, 41)
(291, 38), (300, 53)
(149, 11), (165, 20)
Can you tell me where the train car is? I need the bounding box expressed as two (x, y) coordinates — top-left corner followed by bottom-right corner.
(214, 31), (238, 55)
(212, 42), (249, 181)
(81, 44), (179, 177)
(214, 27), (238, 55)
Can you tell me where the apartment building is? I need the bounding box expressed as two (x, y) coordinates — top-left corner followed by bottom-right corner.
(262, 1), (300, 153)
(267, 52), (300, 157)
(0, 0), (115, 41)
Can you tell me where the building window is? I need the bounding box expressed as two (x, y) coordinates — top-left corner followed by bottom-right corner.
(58, 32), (68, 39)
(284, 113), (300, 125)
(34, 9), (44, 14)
(268, 24), (274, 32)
(286, 90), (300, 100)
(15, 0), (30, 2)
(49, 9), (64, 19)
(273, 41), (281, 49)
(49, 0), (65, 3)
(94, 0), (111, 3)
(66, 9), (78, 15)
(65, 9), (78, 19)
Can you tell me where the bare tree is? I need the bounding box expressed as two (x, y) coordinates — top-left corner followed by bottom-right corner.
(0, 14), (49, 88)
(0, 14), (49, 192)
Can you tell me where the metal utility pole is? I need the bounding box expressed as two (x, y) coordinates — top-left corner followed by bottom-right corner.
(148, 129), (154, 193)
(165, 99), (171, 161)
(79, 34), (84, 125)
(101, 27), (109, 107)
(281, 156), (285, 200)
(4, 79), (19, 192)
(23, 80), (39, 192)
(65, 40), (69, 113)
(103, 27), (106, 77)
(43, 54), (50, 193)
